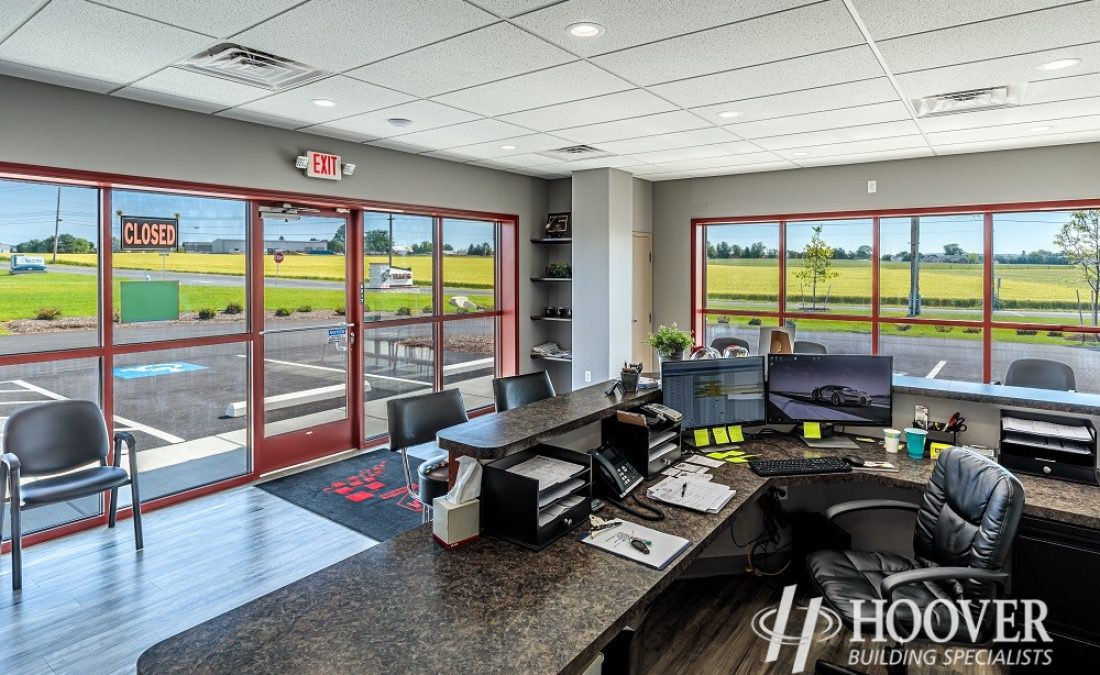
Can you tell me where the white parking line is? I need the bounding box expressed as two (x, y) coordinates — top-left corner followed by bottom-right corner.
(10, 379), (67, 400)
(0, 400), (54, 405)
(926, 360), (947, 379)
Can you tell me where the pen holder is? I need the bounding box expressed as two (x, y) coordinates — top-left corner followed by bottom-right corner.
(620, 371), (640, 393)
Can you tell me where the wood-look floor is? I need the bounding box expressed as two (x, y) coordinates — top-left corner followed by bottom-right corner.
(641, 576), (1006, 675)
(0, 487), (374, 675)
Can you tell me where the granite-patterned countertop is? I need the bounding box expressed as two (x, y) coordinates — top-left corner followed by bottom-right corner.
(893, 375), (1100, 416)
(437, 380), (661, 459)
(137, 438), (1100, 675)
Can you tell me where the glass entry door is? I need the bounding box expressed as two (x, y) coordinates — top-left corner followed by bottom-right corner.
(255, 208), (357, 472)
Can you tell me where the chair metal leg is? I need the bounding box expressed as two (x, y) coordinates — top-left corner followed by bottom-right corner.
(108, 487), (118, 528)
(129, 480), (144, 551)
(10, 490), (22, 592)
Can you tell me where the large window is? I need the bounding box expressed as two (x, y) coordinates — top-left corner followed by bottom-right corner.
(697, 205), (1100, 392)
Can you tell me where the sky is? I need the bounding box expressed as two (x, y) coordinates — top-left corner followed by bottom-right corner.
(0, 179), (495, 250)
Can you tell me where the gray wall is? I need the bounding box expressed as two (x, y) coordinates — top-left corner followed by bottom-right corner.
(632, 177), (653, 234)
(0, 75), (550, 372)
(652, 142), (1100, 329)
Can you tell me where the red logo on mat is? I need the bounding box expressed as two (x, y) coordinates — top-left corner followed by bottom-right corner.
(321, 458), (422, 512)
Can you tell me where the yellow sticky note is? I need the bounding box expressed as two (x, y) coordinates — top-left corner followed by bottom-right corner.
(803, 422), (822, 439)
(727, 454), (759, 464)
(929, 442), (950, 460)
(706, 451), (727, 460)
(712, 426), (730, 444)
(693, 429), (711, 447)
(728, 425), (744, 443)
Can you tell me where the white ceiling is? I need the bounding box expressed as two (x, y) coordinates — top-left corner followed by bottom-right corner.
(0, 0), (1098, 181)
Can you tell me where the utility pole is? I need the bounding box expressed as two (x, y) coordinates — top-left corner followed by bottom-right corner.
(52, 185), (62, 262)
(908, 216), (921, 316)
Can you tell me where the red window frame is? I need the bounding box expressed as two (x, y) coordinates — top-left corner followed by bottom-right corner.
(691, 198), (1100, 384)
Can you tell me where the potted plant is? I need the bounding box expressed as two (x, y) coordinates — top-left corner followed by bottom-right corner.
(645, 323), (694, 361)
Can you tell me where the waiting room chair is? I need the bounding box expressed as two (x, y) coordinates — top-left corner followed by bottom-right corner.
(387, 389), (468, 523)
(1, 400), (143, 591)
(808, 448), (1024, 675)
(493, 371), (556, 412)
(710, 337), (750, 354)
(793, 340), (828, 354)
(1004, 358), (1076, 391)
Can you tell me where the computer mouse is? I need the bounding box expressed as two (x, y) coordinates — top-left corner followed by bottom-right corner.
(843, 454), (866, 467)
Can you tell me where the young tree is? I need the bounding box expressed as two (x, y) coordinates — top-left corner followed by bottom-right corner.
(794, 225), (839, 310)
(328, 224), (346, 253)
(1054, 210), (1100, 326)
(363, 229), (392, 253)
(715, 241), (731, 259)
(943, 243), (963, 256)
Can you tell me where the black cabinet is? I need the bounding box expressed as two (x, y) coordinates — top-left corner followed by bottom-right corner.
(601, 415), (682, 478)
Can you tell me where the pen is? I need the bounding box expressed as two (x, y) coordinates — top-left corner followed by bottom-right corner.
(681, 482), (688, 497)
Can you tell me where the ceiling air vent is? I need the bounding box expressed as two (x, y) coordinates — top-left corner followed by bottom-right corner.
(178, 43), (328, 91)
(913, 83), (1027, 118)
(535, 144), (614, 160)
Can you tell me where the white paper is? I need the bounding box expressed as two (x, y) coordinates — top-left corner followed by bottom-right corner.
(538, 478), (585, 508)
(684, 455), (723, 468)
(646, 475), (735, 513)
(580, 520), (691, 570)
(1003, 416), (1092, 442)
(648, 442), (679, 463)
(507, 455), (585, 490)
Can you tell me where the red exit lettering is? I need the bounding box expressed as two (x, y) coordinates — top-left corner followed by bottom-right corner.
(305, 151), (341, 180)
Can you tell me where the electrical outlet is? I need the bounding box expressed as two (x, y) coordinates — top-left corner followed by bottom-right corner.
(867, 179), (877, 194)
(775, 485), (789, 501)
(584, 370), (592, 383)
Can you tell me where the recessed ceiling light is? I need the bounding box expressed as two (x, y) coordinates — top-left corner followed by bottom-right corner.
(718, 111), (741, 119)
(500, 144), (517, 150)
(1037, 58), (1081, 71)
(311, 98), (336, 107)
(567, 22), (605, 38)
(1029, 125), (1054, 132)
(387, 118), (414, 128)
(791, 151), (809, 157)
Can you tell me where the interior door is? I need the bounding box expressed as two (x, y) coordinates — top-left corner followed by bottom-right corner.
(632, 233), (653, 370)
(255, 207), (357, 473)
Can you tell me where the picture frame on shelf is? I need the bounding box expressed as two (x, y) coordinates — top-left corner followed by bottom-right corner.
(545, 212), (570, 238)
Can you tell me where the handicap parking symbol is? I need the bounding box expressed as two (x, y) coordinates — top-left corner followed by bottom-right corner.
(113, 362), (207, 380)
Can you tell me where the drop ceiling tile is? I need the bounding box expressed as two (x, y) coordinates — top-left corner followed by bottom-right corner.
(0, 0), (213, 85)
(301, 125), (379, 144)
(473, 1), (562, 18)
(645, 162), (795, 180)
(309, 100), (481, 138)
(621, 164), (677, 176)
(625, 142), (760, 165)
(232, 76), (413, 126)
(877, 3), (1100, 74)
(94, 0), (302, 38)
(727, 101), (912, 139)
(116, 67), (268, 111)
(0, 0), (47, 39)
(346, 23), (573, 97)
(497, 89), (678, 131)
(366, 137), (440, 154)
(595, 127), (740, 154)
(0, 59), (117, 94)
(553, 110), (712, 144)
(513, 0), (817, 57)
(431, 61), (634, 116)
(771, 135), (928, 159)
(542, 156), (640, 172)
(650, 45), (885, 108)
(917, 97), (1100, 133)
(752, 120), (922, 150)
(926, 114), (1100, 145)
(1029, 71), (1100, 104)
(215, 107), (302, 129)
(423, 134), (572, 160)
(932, 129), (1100, 154)
(385, 118), (532, 150)
(469, 153), (564, 169)
(850, 0), (1076, 40)
(592, 1), (865, 85)
(690, 78), (901, 123)
(231, 0), (495, 72)
(895, 42), (1100, 100)
(655, 151), (790, 171)
(792, 147), (933, 167)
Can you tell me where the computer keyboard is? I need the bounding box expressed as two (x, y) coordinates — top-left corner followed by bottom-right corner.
(748, 456), (852, 477)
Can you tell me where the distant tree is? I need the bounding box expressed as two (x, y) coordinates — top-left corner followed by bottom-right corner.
(833, 247), (849, 260)
(880, 253), (894, 261)
(17, 235), (93, 254)
(715, 241), (731, 259)
(411, 241), (433, 254)
(443, 243), (454, 252)
(943, 243), (964, 256)
(856, 245), (872, 259)
(328, 224), (346, 253)
(794, 225), (839, 310)
(706, 242), (717, 258)
(363, 229), (392, 253)
(466, 242), (494, 256)
(1054, 210), (1100, 326)
(749, 242), (766, 258)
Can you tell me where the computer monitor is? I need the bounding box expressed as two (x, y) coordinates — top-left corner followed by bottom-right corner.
(766, 354), (893, 426)
(661, 357), (766, 429)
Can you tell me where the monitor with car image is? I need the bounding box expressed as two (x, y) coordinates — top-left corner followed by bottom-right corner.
(766, 354), (893, 426)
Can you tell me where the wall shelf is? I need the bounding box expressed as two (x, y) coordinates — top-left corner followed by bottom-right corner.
(531, 316), (572, 322)
(531, 354), (572, 364)
(530, 238), (572, 244)
(530, 277), (572, 282)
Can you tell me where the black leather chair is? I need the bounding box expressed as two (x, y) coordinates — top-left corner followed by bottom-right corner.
(793, 340), (828, 354)
(710, 337), (750, 354)
(808, 448), (1024, 674)
(1, 400), (143, 591)
(1004, 357), (1076, 391)
(387, 389), (468, 523)
(492, 371), (555, 412)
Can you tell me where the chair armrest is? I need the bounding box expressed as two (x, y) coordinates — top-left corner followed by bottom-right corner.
(824, 499), (920, 523)
(881, 567), (1009, 601)
(2, 452), (20, 507)
(0, 452), (19, 473)
(113, 432), (137, 473)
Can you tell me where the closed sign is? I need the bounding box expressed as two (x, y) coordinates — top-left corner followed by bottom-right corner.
(121, 216), (178, 251)
(306, 151), (341, 180)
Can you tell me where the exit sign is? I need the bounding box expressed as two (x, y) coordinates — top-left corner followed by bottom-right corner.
(305, 151), (341, 180)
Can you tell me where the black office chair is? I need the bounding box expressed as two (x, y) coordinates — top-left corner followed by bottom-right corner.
(793, 340), (828, 354)
(710, 337), (750, 354)
(808, 448), (1024, 674)
(387, 389), (468, 523)
(1004, 358), (1076, 391)
(1, 400), (143, 591)
(493, 371), (555, 412)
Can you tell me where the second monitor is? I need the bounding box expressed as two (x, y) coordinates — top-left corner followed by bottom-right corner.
(766, 354), (893, 426)
(661, 357), (766, 429)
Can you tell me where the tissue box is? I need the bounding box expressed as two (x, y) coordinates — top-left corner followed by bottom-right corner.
(431, 498), (480, 549)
